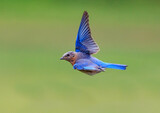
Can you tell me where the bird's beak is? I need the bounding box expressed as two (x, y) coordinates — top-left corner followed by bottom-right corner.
(60, 57), (64, 60)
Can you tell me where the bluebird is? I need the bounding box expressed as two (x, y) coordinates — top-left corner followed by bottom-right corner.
(60, 11), (127, 75)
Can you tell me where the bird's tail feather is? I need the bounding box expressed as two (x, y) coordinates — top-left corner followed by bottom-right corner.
(102, 63), (127, 70)
(90, 57), (127, 70)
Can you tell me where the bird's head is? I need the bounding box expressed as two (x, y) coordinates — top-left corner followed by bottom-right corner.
(60, 51), (77, 65)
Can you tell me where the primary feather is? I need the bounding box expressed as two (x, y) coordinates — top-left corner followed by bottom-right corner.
(75, 11), (100, 54)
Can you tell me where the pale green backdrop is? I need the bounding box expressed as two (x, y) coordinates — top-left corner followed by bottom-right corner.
(0, 0), (160, 113)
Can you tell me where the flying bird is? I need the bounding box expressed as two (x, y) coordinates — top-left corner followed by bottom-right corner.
(60, 11), (127, 75)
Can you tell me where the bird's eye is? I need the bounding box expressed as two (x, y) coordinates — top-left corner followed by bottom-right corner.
(66, 54), (70, 57)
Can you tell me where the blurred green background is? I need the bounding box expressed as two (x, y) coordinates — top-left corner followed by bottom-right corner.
(0, 0), (160, 113)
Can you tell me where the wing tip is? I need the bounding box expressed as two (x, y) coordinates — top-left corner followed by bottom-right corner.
(83, 11), (89, 17)
(83, 11), (88, 14)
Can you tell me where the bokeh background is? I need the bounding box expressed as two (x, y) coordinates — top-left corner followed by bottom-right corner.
(0, 0), (160, 113)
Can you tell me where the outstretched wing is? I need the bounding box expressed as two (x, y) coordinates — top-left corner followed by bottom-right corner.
(75, 11), (100, 54)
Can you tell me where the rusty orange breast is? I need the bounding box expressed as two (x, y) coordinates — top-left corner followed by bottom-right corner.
(70, 53), (78, 66)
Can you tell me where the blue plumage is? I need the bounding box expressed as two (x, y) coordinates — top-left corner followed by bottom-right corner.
(60, 11), (127, 75)
(75, 11), (99, 54)
(90, 57), (127, 70)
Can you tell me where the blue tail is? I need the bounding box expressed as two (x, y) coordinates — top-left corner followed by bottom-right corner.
(90, 57), (127, 70)
(103, 63), (127, 70)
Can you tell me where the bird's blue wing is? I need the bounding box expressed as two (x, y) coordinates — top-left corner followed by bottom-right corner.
(73, 59), (98, 71)
(83, 66), (97, 70)
(75, 11), (100, 54)
(73, 64), (97, 71)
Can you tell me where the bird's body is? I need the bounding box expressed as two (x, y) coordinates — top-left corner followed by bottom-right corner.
(70, 52), (105, 75)
(60, 11), (127, 75)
